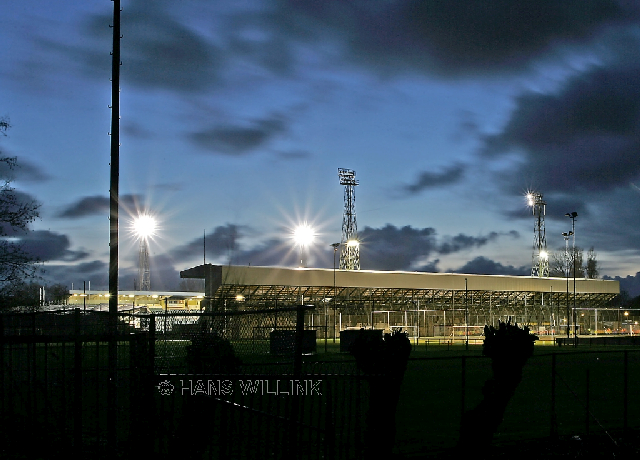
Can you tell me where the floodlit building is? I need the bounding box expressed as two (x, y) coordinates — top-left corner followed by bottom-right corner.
(67, 290), (204, 313)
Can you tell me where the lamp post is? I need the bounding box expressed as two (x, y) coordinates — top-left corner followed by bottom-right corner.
(465, 277), (468, 351)
(624, 311), (630, 335)
(331, 243), (340, 344)
(562, 231), (573, 339)
(565, 212), (578, 344)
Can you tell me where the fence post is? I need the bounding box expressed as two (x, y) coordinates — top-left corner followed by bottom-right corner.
(74, 309), (82, 458)
(623, 350), (628, 434)
(585, 369), (590, 437)
(287, 305), (306, 459)
(550, 353), (557, 438)
(149, 315), (156, 374)
(324, 382), (335, 460)
(294, 306), (305, 377)
(460, 356), (466, 425)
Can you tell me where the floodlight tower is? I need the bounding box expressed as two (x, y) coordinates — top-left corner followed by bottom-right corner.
(134, 215), (156, 291)
(338, 168), (360, 270)
(526, 191), (549, 277)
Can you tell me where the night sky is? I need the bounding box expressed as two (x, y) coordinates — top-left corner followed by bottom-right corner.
(2, 1), (640, 295)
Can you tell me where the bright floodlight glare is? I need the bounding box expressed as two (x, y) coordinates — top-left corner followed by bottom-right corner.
(539, 250), (548, 260)
(526, 193), (534, 206)
(346, 239), (359, 247)
(133, 215), (157, 239)
(293, 224), (315, 247)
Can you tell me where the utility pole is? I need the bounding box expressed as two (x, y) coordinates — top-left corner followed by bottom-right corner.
(108, 0), (121, 454)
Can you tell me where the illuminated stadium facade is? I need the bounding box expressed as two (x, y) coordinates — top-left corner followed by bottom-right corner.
(181, 264), (621, 339)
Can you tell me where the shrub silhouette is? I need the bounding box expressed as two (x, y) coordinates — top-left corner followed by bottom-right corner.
(170, 333), (241, 458)
(350, 329), (412, 457)
(185, 332), (241, 374)
(458, 321), (538, 455)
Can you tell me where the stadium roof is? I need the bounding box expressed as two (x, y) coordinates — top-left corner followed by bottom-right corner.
(181, 265), (619, 310)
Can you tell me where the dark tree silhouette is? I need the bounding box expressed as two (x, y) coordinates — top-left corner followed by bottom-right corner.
(459, 321), (538, 455)
(350, 329), (412, 457)
(0, 119), (41, 297)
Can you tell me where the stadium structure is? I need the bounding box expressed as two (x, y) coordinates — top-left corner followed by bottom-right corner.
(180, 264), (622, 339)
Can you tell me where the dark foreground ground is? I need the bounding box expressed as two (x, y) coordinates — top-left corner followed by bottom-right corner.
(408, 429), (640, 459)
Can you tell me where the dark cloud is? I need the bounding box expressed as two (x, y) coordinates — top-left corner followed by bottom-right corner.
(122, 121), (153, 139)
(415, 259), (440, 273)
(452, 256), (529, 276)
(358, 225), (437, 270)
(438, 231), (518, 255)
(0, 158), (50, 183)
(39, 256), (182, 292)
(224, 9), (304, 77)
(480, 62), (640, 252)
(399, 164), (465, 195)
(57, 194), (144, 219)
(189, 115), (287, 155)
(80, 1), (222, 92)
(171, 224), (245, 261)
(482, 66), (640, 194)
(22, 230), (89, 262)
(359, 225), (520, 271)
(603, 272), (640, 298)
(37, 260), (108, 290)
(57, 196), (108, 218)
(282, 0), (633, 76)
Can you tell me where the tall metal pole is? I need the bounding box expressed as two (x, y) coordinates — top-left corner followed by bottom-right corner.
(465, 278), (468, 350)
(566, 212), (578, 344)
(109, 0), (121, 319)
(562, 232), (572, 339)
(332, 243), (340, 344)
(108, 0), (121, 453)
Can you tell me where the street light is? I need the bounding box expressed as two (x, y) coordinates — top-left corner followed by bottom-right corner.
(562, 231), (573, 340)
(565, 212), (578, 343)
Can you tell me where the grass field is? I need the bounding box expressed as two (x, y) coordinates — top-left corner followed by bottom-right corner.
(391, 342), (640, 457)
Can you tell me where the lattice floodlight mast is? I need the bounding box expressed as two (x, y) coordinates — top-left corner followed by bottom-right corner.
(134, 214), (156, 291)
(527, 192), (548, 277)
(338, 168), (360, 270)
(139, 239), (150, 291)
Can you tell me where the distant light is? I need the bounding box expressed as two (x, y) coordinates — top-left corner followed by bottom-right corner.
(539, 250), (548, 260)
(133, 214), (157, 240)
(293, 223), (315, 247)
(346, 239), (359, 247)
(235, 294), (245, 302)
